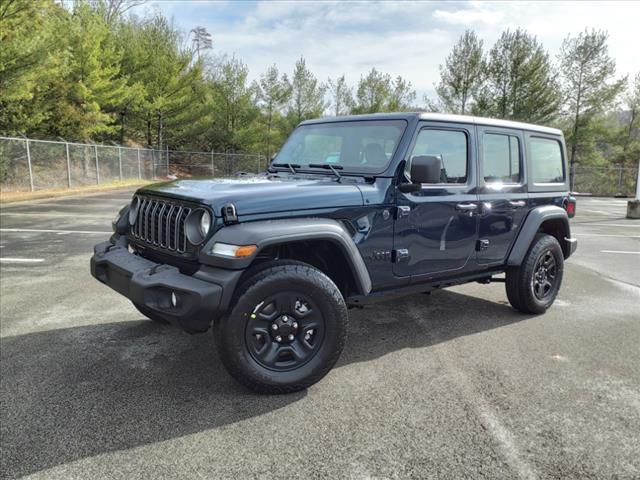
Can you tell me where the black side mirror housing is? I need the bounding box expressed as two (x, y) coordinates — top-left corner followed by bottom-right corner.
(411, 155), (443, 184)
(399, 155), (443, 192)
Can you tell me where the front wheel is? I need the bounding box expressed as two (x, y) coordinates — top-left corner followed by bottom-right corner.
(506, 233), (564, 314)
(214, 261), (348, 394)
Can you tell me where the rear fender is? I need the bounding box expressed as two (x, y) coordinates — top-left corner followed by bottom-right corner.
(507, 206), (573, 266)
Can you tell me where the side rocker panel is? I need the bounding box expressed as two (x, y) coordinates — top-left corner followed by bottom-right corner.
(507, 205), (571, 266)
(199, 218), (372, 294)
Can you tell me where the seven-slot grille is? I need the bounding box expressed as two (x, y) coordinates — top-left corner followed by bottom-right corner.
(130, 196), (191, 253)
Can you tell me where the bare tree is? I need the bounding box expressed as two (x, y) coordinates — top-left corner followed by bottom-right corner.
(90, 0), (146, 25)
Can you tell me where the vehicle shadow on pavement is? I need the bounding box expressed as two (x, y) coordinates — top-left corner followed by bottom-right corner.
(0, 289), (526, 478)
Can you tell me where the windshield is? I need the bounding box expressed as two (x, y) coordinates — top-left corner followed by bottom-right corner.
(273, 120), (407, 174)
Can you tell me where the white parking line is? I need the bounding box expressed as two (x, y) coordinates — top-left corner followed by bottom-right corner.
(578, 234), (640, 238)
(0, 212), (112, 218)
(0, 228), (110, 235)
(575, 224), (640, 228)
(601, 250), (640, 255)
(0, 258), (45, 263)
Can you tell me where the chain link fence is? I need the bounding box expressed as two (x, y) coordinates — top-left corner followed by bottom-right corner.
(1, 136), (637, 197)
(0, 136), (265, 192)
(572, 165), (639, 197)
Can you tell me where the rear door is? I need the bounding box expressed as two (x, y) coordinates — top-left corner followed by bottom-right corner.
(393, 121), (479, 278)
(476, 126), (529, 265)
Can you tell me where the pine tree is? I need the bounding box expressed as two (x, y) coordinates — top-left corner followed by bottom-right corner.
(257, 64), (291, 158)
(210, 56), (259, 155)
(353, 68), (391, 114)
(0, 0), (62, 135)
(435, 30), (484, 114)
(559, 29), (626, 185)
(476, 29), (560, 124)
(327, 75), (353, 116)
(388, 76), (416, 112)
(287, 57), (326, 130)
(48, 2), (129, 140)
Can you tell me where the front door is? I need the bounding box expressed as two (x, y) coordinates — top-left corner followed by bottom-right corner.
(393, 122), (479, 278)
(476, 127), (529, 265)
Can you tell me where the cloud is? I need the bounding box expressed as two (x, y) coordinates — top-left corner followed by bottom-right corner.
(433, 5), (505, 26)
(140, 0), (639, 102)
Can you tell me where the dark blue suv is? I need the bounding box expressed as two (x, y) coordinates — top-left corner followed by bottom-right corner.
(92, 113), (577, 393)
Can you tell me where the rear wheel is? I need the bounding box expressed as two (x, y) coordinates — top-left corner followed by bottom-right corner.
(214, 261), (347, 394)
(133, 303), (170, 325)
(506, 233), (564, 314)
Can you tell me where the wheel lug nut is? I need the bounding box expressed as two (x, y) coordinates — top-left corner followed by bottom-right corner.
(288, 334), (294, 341)
(282, 315), (288, 322)
(272, 324), (278, 330)
(292, 322), (298, 328)
(275, 335), (282, 342)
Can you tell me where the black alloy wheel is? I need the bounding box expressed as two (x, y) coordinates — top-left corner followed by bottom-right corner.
(245, 293), (325, 371)
(532, 250), (557, 300)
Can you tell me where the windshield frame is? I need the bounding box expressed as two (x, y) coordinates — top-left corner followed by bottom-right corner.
(271, 119), (409, 176)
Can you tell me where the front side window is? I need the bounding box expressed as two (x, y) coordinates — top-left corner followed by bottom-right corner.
(482, 133), (521, 184)
(274, 120), (407, 174)
(409, 129), (468, 184)
(529, 137), (565, 183)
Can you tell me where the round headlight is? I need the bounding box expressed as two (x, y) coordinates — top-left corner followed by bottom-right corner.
(185, 208), (212, 245)
(199, 210), (211, 237)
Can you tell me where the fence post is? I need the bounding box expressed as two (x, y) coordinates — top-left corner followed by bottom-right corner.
(211, 151), (214, 177)
(166, 147), (170, 177)
(65, 142), (72, 188)
(152, 150), (156, 180)
(635, 161), (640, 201)
(94, 145), (100, 184)
(25, 138), (34, 192)
(137, 149), (141, 179)
(118, 146), (123, 181)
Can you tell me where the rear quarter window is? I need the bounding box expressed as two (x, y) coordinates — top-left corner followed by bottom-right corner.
(529, 137), (565, 184)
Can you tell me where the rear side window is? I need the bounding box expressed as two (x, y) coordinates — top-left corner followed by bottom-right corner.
(482, 133), (521, 184)
(529, 137), (564, 183)
(410, 129), (468, 183)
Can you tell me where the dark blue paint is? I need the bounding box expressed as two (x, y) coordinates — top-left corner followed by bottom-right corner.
(137, 113), (570, 293)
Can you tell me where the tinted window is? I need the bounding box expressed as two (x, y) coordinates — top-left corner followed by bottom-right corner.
(530, 137), (564, 183)
(483, 133), (521, 184)
(275, 120), (406, 173)
(410, 129), (467, 183)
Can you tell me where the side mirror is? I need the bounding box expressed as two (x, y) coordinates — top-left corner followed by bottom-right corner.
(411, 155), (442, 184)
(398, 155), (443, 193)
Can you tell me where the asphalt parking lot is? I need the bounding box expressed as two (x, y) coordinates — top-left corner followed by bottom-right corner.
(1, 191), (639, 479)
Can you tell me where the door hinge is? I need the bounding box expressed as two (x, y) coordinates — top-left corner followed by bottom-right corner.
(476, 239), (490, 251)
(395, 205), (411, 219)
(392, 248), (410, 263)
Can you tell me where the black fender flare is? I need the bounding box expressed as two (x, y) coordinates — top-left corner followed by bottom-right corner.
(507, 206), (572, 266)
(200, 218), (372, 294)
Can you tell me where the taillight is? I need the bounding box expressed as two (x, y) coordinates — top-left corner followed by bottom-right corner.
(565, 197), (576, 218)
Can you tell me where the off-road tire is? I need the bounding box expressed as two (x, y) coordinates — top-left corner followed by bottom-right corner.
(214, 260), (348, 394)
(506, 233), (564, 314)
(133, 303), (170, 325)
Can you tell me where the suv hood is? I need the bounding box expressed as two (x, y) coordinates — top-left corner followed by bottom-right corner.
(138, 177), (364, 217)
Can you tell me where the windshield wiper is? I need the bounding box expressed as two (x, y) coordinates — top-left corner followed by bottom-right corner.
(271, 163), (300, 174)
(308, 163), (343, 181)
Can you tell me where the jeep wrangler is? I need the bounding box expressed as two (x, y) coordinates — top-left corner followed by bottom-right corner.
(91, 113), (577, 393)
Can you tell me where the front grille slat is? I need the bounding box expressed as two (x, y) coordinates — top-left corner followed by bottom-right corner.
(129, 195), (196, 256)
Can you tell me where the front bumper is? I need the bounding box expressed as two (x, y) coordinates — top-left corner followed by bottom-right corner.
(90, 238), (240, 333)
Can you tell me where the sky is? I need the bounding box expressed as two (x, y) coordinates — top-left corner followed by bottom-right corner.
(132, 0), (640, 101)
